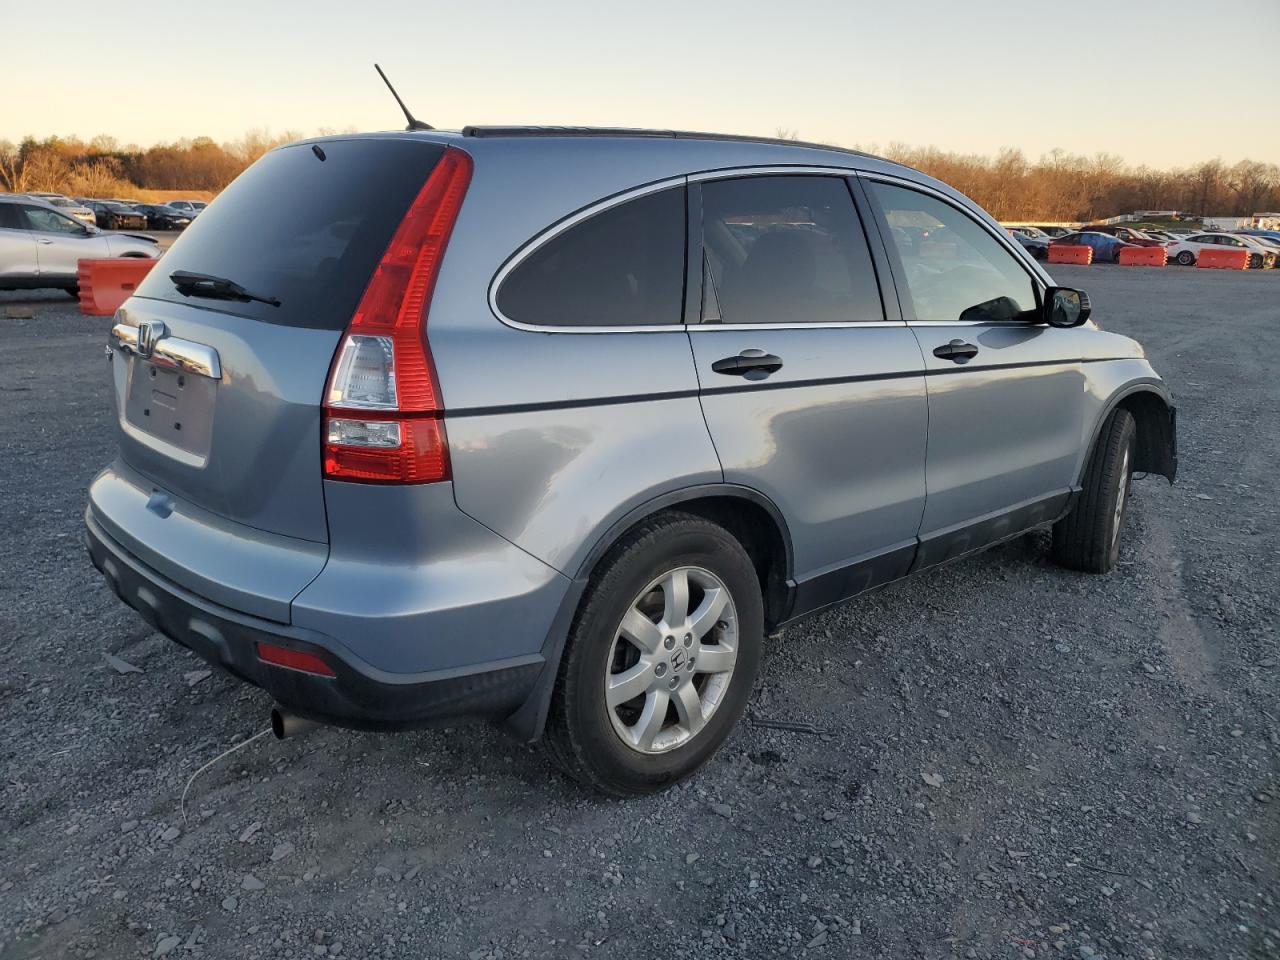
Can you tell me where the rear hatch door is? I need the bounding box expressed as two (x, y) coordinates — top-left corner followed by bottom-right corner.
(111, 137), (447, 547)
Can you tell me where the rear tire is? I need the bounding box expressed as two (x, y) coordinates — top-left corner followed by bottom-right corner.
(1052, 409), (1136, 574)
(1248, 253), (1262, 270)
(543, 512), (763, 796)
(1176, 250), (1195, 266)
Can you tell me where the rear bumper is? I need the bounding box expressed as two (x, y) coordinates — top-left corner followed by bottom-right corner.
(86, 508), (543, 730)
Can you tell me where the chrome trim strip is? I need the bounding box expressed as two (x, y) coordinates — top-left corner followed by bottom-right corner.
(905, 320), (1034, 328)
(110, 323), (222, 380)
(690, 320), (904, 331)
(688, 164), (859, 182)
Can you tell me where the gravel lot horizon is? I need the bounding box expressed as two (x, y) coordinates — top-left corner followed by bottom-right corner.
(1, 265), (1276, 960)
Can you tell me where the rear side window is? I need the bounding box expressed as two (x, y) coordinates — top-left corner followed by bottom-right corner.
(700, 176), (883, 324)
(496, 187), (686, 327)
(134, 138), (447, 330)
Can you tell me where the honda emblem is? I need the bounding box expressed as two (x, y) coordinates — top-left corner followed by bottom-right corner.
(136, 320), (166, 359)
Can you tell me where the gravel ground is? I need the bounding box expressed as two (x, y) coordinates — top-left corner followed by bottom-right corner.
(1, 265), (1277, 960)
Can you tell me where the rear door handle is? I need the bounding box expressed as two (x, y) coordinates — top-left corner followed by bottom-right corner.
(711, 349), (783, 380)
(932, 339), (979, 364)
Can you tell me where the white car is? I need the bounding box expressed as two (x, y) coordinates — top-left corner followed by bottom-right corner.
(0, 195), (159, 295)
(1165, 232), (1277, 269)
(25, 192), (97, 226)
(166, 199), (208, 216)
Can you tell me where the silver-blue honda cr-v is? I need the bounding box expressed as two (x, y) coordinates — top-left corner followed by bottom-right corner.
(87, 127), (1177, 795)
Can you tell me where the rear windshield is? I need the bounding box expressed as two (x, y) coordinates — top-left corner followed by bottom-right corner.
(135, 138), (446, 330)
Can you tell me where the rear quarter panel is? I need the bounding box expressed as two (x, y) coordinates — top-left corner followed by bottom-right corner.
(427, 141), (732, 576)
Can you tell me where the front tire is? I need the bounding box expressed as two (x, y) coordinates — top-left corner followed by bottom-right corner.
(543, 512), (763, 796)
(1176, 250), (1195, 266)
(1052, 409), (1136, 574)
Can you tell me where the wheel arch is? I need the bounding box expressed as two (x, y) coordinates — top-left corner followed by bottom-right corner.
(502, 484), (795, 743)
(572, 484), (794, 628)
(1082, 382), (1177, 485)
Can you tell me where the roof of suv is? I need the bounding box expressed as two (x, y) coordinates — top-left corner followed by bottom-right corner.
(458, 125), (876, 156)
(292, 125), (928, 183)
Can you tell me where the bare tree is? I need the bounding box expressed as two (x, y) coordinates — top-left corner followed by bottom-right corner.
(1226, 160), (1278, 215)
(0, 140), (28, 193)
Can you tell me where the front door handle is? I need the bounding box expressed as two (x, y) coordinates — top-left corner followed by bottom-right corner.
(933, 339), (979, 364)
(36, 238), (54, 244)
(711, 349), (783, 380)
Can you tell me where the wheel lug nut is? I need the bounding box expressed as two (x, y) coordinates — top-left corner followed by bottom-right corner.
(683, 633), (693, 647)
(688, 658), (696, 670)
(654, 663), (667, 677)
(668, 676), (679, 689)
(664, 636), (675, 650)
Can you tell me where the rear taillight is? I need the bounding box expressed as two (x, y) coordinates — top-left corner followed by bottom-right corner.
(322, 148), (472, 483)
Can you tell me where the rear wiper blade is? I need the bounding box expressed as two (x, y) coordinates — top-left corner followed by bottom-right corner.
(169, 270), (281, 307)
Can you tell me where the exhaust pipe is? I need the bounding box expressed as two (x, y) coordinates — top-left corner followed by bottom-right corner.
(271, 705), (320, 740)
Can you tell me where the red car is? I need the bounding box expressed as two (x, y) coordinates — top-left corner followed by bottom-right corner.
(1077, 225), (1168, 248)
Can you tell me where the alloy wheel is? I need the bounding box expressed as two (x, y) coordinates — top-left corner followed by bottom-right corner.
(1112, 444), (1131, 547)
(604, 566), (738, 755)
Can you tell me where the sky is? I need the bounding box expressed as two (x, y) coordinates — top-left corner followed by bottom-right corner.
(7, 0), (1279, 169)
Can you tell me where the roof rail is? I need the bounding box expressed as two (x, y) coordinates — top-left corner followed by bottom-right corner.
(459, 126), (873, 160)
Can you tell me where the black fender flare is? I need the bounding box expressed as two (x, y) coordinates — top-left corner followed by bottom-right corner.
(501, 483), (793, 743)
(1079, 379), (1177, 486)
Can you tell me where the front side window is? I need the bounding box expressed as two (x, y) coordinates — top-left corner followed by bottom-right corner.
(700, 176), (882, 324)
(870, 182), (1038, 323)
(22, 206), (84, 234)
(497, 187), (686, 327)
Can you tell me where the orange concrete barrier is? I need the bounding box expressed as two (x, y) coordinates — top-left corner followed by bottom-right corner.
(78, 258), (158, 316)
(1118, 246), (1167, 266)
(1196, 247), (1249, 270)
(1048, 244), (1093, 265)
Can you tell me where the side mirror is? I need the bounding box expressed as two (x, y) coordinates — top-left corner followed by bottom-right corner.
(1043, 286), (1091, 328)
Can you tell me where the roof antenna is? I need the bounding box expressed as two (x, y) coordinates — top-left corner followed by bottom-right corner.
(374, 63), (433, 131)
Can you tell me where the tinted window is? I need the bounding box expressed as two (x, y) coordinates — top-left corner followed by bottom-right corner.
(0, 205), (24, 230)
(497, 187), (685, 327)
(135, 138), (447, 330)
(870, 182), (1037, 323)
(701, 176), (882, 324)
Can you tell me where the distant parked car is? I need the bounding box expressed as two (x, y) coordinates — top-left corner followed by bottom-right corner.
(166, 199), (208, 215)
(26, 192), (97, 226)
(0, 195), (158, 295)
(85, 200), (148, 231)
(131, 203), (194, 230)
(1052, 231), (1135, 263)
(1006, 226), (1052, 240)
(1236, 228), (1280, 243)
(1008, 230), (1049, 259)
(1248, 235), (1280, 258)
(1027, 225), (1074, 238)
(1166, 232), (1277, 268)
(1077, 225), (1168, 248)
(1140, 229), (1182, 243)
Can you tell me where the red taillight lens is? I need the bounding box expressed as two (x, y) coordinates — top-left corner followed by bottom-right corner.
(256, 642), (337, 677)
(323, 147), (472, 483)
(324, 417), (448, 484)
